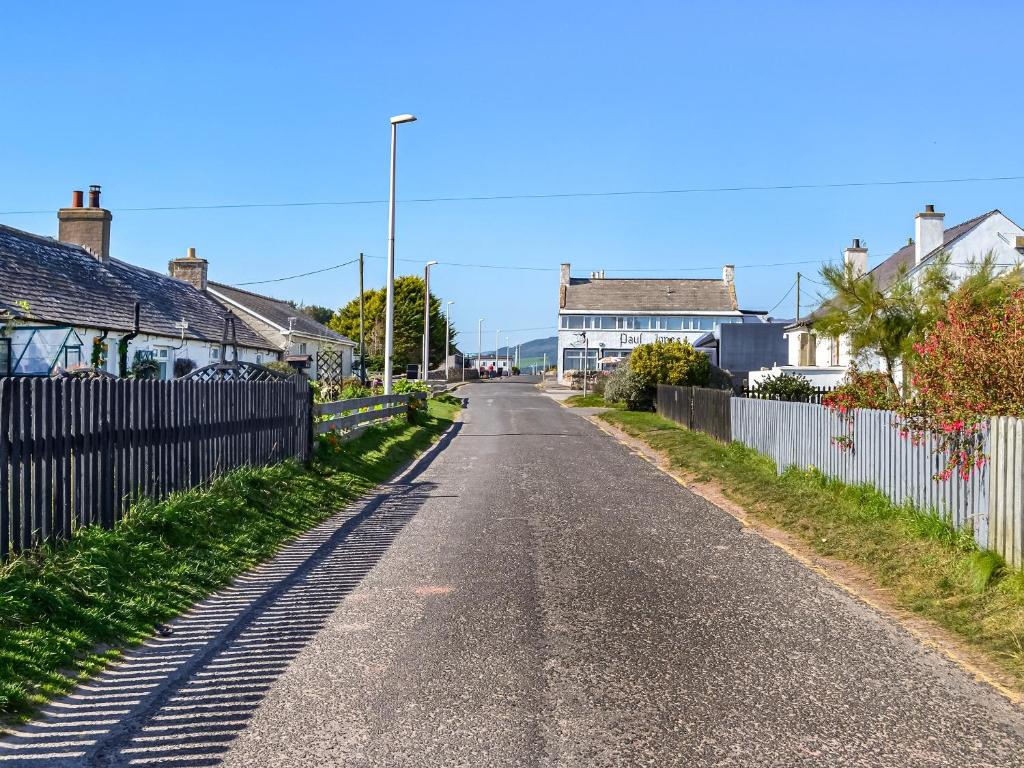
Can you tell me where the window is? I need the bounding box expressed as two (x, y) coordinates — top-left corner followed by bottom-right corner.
(154, 348), (170, 379)
(210, 346), (220, 361)
(561, 315), (585, 330)
(830, 337), (840, 366)
(299, 342), (307, 355)
(563, 348), (600, 371)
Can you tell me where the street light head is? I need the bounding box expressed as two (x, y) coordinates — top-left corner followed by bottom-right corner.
(425, 260), (439, 267)
(390, 114), (417, 125)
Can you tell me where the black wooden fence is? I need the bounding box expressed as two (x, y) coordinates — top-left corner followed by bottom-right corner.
(736, 386), (833, 403)
(656, 384), (732, 443)
(0, 375), (311, 559)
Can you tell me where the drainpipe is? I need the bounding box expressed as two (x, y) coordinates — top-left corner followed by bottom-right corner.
(118, 302), (141, 377)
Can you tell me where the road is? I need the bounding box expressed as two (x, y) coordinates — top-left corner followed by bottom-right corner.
(4, 379), (1024, 767)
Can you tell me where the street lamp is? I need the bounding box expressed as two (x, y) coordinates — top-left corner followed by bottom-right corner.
(505, 335), (510, 375)
(422, 260), (438, 381)
(495, 328), (500, 376)
(384, 113), (417, 395)
(445, 300), (454, 382)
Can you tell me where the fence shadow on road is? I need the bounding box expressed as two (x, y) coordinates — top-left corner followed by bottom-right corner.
(0, 423), (461, 768)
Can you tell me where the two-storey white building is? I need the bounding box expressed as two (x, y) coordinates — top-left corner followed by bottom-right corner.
(773, 204), (1024, 387)
(556, 263), (752, 382)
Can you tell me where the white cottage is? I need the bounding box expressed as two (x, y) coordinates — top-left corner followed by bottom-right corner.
(766, 204), (1024, 387)
(0, 186), (352, 379)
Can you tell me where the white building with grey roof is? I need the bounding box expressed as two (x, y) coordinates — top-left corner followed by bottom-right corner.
(556, 262), (757, 381)
(0, 186), (352, 379)
(772, 204), (1024, 387)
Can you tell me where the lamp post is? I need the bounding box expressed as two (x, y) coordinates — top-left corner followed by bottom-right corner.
(495, 329), (500, 376)
(505, 335), (510, 376)
(445, 300), (454, 382)
(383, 113), (417, 395)
(422, 260), (438, 381)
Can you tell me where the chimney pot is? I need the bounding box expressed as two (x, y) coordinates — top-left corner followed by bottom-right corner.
(852, 238), (861, 248)
(187, 246), (197, 260)
(88, 185), (101, 208)
(925, 204), (935, 213)
(72, 190), (84, 208)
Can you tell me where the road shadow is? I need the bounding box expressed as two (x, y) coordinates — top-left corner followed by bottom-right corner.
(0, 423), (461, 768)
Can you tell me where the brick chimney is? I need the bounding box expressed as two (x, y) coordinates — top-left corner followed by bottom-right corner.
(722, 264), (735, 284)
(914, 204), (944, 266)
(58, 185), (112, 264)
(169, 247), (209, 291)
(844, 238), (868, 278)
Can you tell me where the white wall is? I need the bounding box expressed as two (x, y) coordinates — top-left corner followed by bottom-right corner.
(557, 327), (712, 380)
(7, 323), (276, 378)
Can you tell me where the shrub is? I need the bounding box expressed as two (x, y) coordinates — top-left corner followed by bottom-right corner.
(823, 367), (900, 452)
(264, 360), (296, 376)
(173, 358), (196, 378)
(393, 378), (430, 394)
(752, 371), (815, 400)
(896, 285), (1024, 480)
(604, 363), (654, 411)
(129, 357), (160, 381)
(630, 339), (710, 389)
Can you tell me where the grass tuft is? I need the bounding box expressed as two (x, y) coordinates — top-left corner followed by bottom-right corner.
(600, 408), (1024, 690)
(0, 399), (458, 722)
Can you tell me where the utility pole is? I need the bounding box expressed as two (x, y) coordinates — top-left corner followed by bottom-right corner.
(505, 336), (510, 376)
(358, 252), (366, 385)
(495, 329), (500, 375)
(796, 271), (801, 323)
(445, 300), (454, 383)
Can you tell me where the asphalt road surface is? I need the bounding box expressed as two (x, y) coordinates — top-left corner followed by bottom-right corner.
(4, 379), (1024, 767)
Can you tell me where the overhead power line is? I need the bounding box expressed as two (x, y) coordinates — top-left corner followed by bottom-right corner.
(235, 257), (360, 286)
(2, 173), (1023, 216)
(766, 279), (798, 315)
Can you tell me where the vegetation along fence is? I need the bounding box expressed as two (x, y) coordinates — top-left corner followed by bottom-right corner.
(0, 375), (312, 560)
(730, 398), (989, 545)
(314, 392), (426, 438)
(659, 386), (1023, 567)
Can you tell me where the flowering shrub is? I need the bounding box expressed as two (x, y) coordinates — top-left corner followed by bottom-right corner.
(894, 287), (1024, 480)
(822, 368), (899, 452)
(751, 371), (815, 400)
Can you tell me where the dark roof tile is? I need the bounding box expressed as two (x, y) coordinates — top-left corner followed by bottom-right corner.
(563, 277), (737, 312)
(207, 282), (352, 345)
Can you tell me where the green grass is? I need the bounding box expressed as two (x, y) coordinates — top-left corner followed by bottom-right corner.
(0, 398), (458, 721)
(565, 394), (623, 408)
(601, 409), (1024, 689)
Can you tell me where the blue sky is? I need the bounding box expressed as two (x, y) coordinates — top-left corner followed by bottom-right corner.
(3, 1), (1023, 351)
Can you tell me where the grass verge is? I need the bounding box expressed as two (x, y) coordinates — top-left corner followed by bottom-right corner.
(0, 398), (458, 721)
(600, 409), (1024, 690)
(565, 394), (622, 408)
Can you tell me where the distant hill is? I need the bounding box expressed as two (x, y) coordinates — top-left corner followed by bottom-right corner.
(478, 336), (556, 369)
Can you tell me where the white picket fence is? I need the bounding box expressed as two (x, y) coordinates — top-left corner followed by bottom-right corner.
(730, 398), (997, 552)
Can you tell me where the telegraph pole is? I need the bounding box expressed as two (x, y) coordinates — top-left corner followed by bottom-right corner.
(796, 271), (801, 323)
(358, 252), (366, 385)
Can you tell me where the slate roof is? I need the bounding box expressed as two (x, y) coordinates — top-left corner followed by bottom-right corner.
(793, 210), (998, 328)
(207, 282), (353, 347)
(562, 277), (738, 312)
(0, 224), (268, 348)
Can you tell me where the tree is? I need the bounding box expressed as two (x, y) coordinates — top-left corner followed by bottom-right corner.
(814, 252), (1019, 391)
(812, 255), (952, 390)
(630, 339), (710, 388)
(329, 276), (456, 369)
(299, 304), (334, 325)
